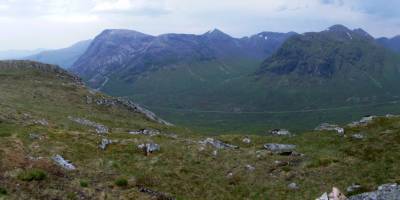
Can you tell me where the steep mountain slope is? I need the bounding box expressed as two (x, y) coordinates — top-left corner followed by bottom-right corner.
(256, 25), (400, 110)
(377, 35), (400, 53)
(26, 40), (92, 68)
(2, 60), (400, 199)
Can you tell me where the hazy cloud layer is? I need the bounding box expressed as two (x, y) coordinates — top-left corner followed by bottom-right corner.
(0, 0), (399, 50)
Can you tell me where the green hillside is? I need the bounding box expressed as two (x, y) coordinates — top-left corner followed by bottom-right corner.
(2, 61), (400, 199)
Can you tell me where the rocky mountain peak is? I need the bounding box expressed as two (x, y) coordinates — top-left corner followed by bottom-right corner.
(203, 28), (232, 40)
(326, 24), (351, 33)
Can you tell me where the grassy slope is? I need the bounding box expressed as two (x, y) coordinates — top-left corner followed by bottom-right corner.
(1, 62), (400, 199)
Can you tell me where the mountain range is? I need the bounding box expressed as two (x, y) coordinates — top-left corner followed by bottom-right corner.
(8, 25), (400, 133)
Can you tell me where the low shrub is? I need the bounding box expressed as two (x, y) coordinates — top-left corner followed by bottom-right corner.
(18, 169), (47, 181)
(114, 178), (128, 187)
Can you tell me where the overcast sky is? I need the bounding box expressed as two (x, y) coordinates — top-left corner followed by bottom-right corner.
(0, 0), (399, 50)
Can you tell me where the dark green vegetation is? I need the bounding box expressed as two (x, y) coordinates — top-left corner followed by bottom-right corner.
(114, 178), (128, 187)
(1, 60), (400, 199)
(17, 169), (47, 182)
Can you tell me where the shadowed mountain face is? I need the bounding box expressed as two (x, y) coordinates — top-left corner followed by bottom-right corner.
(26, 40), (92, 69)
(258, 25), (379, 78)
(71, 29), (296, 88)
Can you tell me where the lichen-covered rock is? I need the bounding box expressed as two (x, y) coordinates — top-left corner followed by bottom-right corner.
(29, 133), (42, 140)
(269, 129), (292, 136)
(347, 183), (362, 193)
(348, 183), (400, 200)
(138, 143), (160, 155)
(263, 143), (296, 155)
(245, 164), (255, 171)
(351, 133), (365, 140)
(52, 155), (76, 170)
(199, 138), (238, 149)
(68, 116), (108, 134)
(242, 137), (251, 144)
(99, 138), (112, 150)
(316, 187), (347, 200)
(34, 119), (49, 126)
(288, 182), (299, 190)
(129, 129), (160, 136)
(348, 116), (376, 127)
(315, 123), (345, 135)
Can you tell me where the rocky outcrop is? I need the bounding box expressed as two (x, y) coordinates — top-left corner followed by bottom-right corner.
(348, 183), (400, 200)
(316, 187), (347, 200)
(351, 133), (365, 140)
(315, 123), (345, 135)
(33, 119), (49, 127)
(139, 187), (176, 200)
(199, 138), (238, 149)
(242, 137), (251, 144)
(52, 155), (76, 170)
(68, 116), (109, 134)
(348, 116), (376, 127)
(138, 143), (160, 155)
(269, 129), (292, 136)
(288, 182), (299, 190)
(263, 143), (296, 155)
(129, 129), (160, 136)
(99, 138), (112, 150)
(86, 96), (173, 126)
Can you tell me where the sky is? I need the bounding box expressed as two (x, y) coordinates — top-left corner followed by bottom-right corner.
(0, 0), (400, 50)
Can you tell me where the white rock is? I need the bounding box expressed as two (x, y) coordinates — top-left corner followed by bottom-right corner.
(52, 155), (76, 170)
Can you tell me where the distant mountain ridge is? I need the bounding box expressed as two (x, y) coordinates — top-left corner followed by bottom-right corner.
(377, 35), (400, 53)
(0, 48), (46, 60)
(71, 28), (296, 87)
(26, 40), (92, 69)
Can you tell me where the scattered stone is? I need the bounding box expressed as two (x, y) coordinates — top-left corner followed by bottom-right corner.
(348, 183), (400, 200)
(129, 129), (160, 136)
(29, 133), (42, 140)
(347, 183), (362, 193)
(264, 143), (296, 155)
(34, 119), (49, 126)
(316, 187), (347, 200)
(242, 137), (251, 144)
(199, 138), (238, 149)
(348, 116), (376, 127)
(245, 164), (255, 171)
(351, 133), (365, 140)
(316, 192), (329, 200)
(138, 143), (160, 155)
(212, 150), (218, 157)
(139, 187), (176, 200)
(385, 114), (398, 118)
(52, 155), (76, 170)
(269, 129), (292, 136)
(99, 138), (112, 150)
(288, 182), (299, 190)
(68, 116), (108, 134)
(315, 123), (345, 135)
(85, 95), (93, 104)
